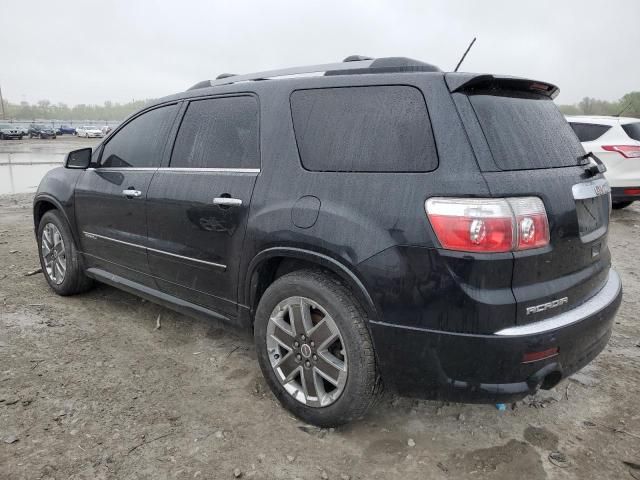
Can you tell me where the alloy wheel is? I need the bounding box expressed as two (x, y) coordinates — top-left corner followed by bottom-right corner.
(266, 296), (348, 407)
(41, 223), (67, 285)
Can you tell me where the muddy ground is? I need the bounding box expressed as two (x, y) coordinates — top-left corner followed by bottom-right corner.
(0, 192), (639, 480)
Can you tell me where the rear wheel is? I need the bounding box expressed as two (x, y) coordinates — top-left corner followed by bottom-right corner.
(612, 201), (633, 210)
(254, 269), (380, 427)
(37, 210), (93, 296)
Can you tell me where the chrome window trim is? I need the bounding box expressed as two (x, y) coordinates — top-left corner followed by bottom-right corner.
(495, 269), (620, 336)
(87, 167), (157, 172)
(82, 231), (226, 270)
(157, 167), (260, 173)
(87, 167), (260, 173)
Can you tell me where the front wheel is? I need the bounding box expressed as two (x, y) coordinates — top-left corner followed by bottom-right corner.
(37, 210), (93, 296)
(254, 270), (380, 427)
(612, 201), (633, 210)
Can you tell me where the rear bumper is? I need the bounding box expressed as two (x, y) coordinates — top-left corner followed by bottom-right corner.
(370, 270), (622, 402)
(611, 187), (640, 203)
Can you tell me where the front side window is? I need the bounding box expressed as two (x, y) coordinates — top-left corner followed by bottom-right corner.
(290, 85), (438, 172)
(170, 96), (259, 169)
(100, 104), (178, 168)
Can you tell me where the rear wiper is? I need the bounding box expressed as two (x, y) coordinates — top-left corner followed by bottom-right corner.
(578, 152), (607, 177)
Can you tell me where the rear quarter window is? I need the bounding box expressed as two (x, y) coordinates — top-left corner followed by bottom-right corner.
(622, 122), (640, 142)
(469, 94), (583, 171)
(569, 122), (611, 142)
(290, 85), (438, 172)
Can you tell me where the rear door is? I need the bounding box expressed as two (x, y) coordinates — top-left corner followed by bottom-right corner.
(75, 103), (179, 287)
(450, 76), (611, 325)
(146, 95), (260, 318)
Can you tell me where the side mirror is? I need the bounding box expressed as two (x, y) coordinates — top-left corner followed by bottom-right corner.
(65, 148), (92, 169)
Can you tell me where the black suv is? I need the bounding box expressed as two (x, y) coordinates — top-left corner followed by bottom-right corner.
(34, 57), (622, 426)
(29, 124), (57, 139)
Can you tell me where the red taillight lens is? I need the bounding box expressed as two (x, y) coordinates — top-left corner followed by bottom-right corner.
(522, 347), (559, 363)
(602, 145), (640, 158)
(624, 188), (640, 196)
(425, 197), (549, 253)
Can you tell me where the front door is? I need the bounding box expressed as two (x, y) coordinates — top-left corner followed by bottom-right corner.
(146, 95), (260, 318)
(75, 103), (180, 287)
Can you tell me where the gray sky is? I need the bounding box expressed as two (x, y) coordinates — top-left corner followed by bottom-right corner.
(2, 0), (638, 106)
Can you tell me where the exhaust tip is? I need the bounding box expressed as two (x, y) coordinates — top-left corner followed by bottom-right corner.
(541, 371), (563, 390)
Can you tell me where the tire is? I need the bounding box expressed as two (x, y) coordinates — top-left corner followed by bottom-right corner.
(254, 269), (380, 427)
(37, 210), (93, 296)
(612, 201), (633, 210)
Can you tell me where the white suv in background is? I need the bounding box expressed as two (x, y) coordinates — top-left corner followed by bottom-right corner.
(567, 116), (640, 209)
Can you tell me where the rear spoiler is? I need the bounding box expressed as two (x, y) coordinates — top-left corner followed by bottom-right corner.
(445, 73), (560, 99)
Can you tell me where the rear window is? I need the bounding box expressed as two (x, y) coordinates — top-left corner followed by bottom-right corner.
(622, 122), (640, 142)
(569, 122), (611, 142)
(469, 94), (583, 170)
(290, 86), (438, 172)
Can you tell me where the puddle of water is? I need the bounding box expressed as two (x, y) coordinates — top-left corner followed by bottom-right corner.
(0, 155), (64, 194)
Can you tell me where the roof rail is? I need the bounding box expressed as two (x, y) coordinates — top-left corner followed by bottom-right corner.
(187, 57), (442, 91)
(187, 59), (374, 90)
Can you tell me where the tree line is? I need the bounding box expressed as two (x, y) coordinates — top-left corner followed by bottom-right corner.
(558, 91), (639, 117)
(1, 91), (639, 122)
(0, 99), (155, 122)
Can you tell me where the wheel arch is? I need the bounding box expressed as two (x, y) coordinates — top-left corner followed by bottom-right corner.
(243, 247), (378, 324)
(33, 195), (78, 243)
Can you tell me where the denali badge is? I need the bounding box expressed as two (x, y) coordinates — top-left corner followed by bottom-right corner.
(526, 297), (568, 315)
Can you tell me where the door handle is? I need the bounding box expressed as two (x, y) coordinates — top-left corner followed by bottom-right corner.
(213, 197), (243, 207)
(122, 189), (142, 198)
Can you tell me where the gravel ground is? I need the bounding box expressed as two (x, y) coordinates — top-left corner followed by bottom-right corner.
(0, 193), (639, 480)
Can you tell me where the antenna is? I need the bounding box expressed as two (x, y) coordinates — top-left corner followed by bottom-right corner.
(454, 37), (477, 72)
(615, 100), (632, 117)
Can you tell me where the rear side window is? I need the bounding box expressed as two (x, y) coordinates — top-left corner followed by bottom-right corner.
(469, 95), (583, 170)
(622, 122), (640, 142)
(290, 86), (438, 172)
(170, 96), (259, 169)
(569, 122), (611, 142)
(100, 104), (177, 168)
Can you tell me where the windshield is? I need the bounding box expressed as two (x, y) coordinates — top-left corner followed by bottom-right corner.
(468, 94), (584, 171)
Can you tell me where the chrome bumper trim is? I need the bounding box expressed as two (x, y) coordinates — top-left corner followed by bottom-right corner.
(495, 270), (621, 336)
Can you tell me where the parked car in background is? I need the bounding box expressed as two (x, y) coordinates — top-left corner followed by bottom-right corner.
(34, 56), (622, 426)
(19, 125), (30, 137)
(101, 125), (112, 136)
(28, 124), (56, 139)
(0, 124), (24, 140)
(59, 125), (77, 135)
(567, 116), (640, 209)
(76, 126), (104, 138)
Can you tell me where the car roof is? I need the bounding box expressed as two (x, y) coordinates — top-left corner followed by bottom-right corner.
(565, 115), (640, 126)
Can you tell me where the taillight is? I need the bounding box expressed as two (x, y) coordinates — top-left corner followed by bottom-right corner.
(425, 197), (549, 253)
(602, 145), (640, 158)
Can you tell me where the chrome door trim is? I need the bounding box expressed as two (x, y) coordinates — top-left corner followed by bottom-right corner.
(494, 270), (620, 336)
(82, 231), (227, 270)
(83, 231), (145, 250)
(146, 246), (226, 270)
